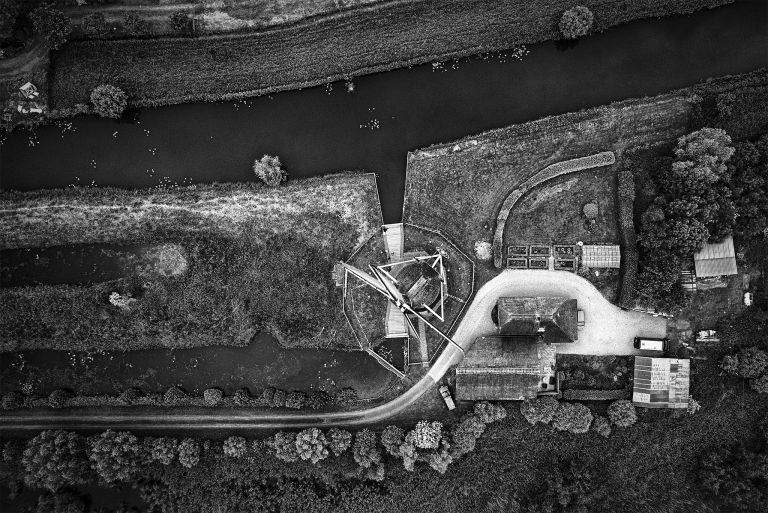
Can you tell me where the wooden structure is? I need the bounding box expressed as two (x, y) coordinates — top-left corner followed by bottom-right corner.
(693, 236), (737, 278)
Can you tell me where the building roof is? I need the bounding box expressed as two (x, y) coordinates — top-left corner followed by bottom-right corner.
(456, 337), (556, 401)
(632, 357), (690, 409)
(581, 244), (621, 268)
(497, 297), (578, 343)
(694, 236), (737, 278)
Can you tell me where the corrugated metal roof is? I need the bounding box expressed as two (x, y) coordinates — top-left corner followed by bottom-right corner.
(581, 245), (621, 268)
(632, 357), (690, 409)
(694, 236), (738, 277)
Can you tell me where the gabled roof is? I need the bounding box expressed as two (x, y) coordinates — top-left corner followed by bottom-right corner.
(694, 236), (737, 278)
(581, 245), (621, 268)
(497, 297), (578, 343)
(632, 357), (690, 409)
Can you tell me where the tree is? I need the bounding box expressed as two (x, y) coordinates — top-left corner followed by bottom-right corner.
(327, 428), (352, 457)
(233, 388), (251, 406)
(222, 436), (247, 458)
(591, 415), (611, 438)
(520, 396), (559, 425)
(583, 202), (598, 220)
(352, 429), (381, 469)
(730, 136), (768, 238)
(88, 430), (140, 483)
(270, 432), (299, 462)
(607, 400), (637, 428)
(271, 389), (287, 408)
(474, 401), (507, 424)
(306, 390), (332, 410)
(48, 389), (71, 408)
(123, 12), (149, 36)
(168, 11), (191, 35)
(295, 428), (329, 464)
(427, 438), (453, 474)
(559, 6), (593, 39)
(285, 391), (306, 409)
(29, 4), (71, 50)
(147, 437), (177, 465)
(90, 84), (128, 119)
(380, 426), (405, 456)
(0, 0), (19, 40)
(751, 374), (768, 394)
(203, 388), (223, 406)
(699, 443), (768, 512)
(2, 391), (23, 410)
(81, 12), (107, 37)
(722, 347), (768, 379)
(474, 240), (493, 261)
(335, 387), (358, 406)
(177, 438), (200, 468)
(411, 420), (443, 450)
(450, 414), (486, 457)
(253, 154), (287, 187)
(529, 459), (606, 512)
(118, 387), (141, 405)
(552, 402), (593, 434)
(22, 430), (90, 491)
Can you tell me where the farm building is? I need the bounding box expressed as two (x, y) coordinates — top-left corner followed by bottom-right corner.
(581, 244), (621, 268)
(495, 297), (578, 343)
(693, 236), (738, 278)
(455, 337), (558, 401)
(632, 357), (690, 409)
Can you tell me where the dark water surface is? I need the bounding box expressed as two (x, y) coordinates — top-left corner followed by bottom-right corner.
(2, 2), (767, 223)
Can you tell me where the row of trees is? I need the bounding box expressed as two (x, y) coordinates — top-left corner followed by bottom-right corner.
(520, 397), (639, 435)
(721, 346), (768, 393)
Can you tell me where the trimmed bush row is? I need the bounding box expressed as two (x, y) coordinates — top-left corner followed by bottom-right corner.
(616, 164), (639, 308)
(520, 397), (637, 434)
(0, 386), (358, 411)
(562, 388), (631, 401)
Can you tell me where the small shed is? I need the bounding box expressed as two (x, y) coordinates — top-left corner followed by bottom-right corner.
(581, 244), (621, 268)
(693, 236), (737, 278)
(19, 82), (39, 99)
(632, 357), (690, 409)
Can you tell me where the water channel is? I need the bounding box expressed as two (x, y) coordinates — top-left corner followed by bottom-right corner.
(1, 1), (766, 399)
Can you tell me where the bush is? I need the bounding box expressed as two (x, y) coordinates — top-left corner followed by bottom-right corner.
(222, 436), (247, 458)
(591, 415), (612, 438)
(22, 430), (89, 491)
(380, 426), (405, 456)
(520, 396), (559, 425)
(260, 387), (275, 406)
(233, 388), (251, 406)
(352, 429), (381, 469)
(118, 387), (141, 405)
(29, 4), (71, 50)
(562, 389), (630, 401)
(327, 428), (352, 457)
(474, 401), (507, 424)
(48, 389), (71, 408)
(81, 12), (107, 37)
(559, 6), (593, 39)
(271, 389), (287, 408)
(411, 420), (443, 450)
(335, 387), (358, 406)
(450, 414), (486, 456)
(123, 12), (149, 36)
(177, 438), (200, 468)
(203, 388), (223, 406)
(253, 155), (287, 187)
(90, 84), (128, 119)
(687, 397), (702, 415)
(147, 437), (177, 465)
(552, 402), (593, 434)
(168, 11), (191, 35)
(474, 240), (493, 261)
(295, 428), (329, 464)
(2, 391), (23, 410)
(285, 391), (307, 409)
(427, 438), (453, 474)
(88, 430), (140, 483)
(607, 400), (637, 428)
(270, 432), (299, 463)
(583, 202), (599, 220)
(721, 347), (768, 379)
(751, 374), (768, 394)
(163, 386), (187, 405)
(306, 390), (332, 410)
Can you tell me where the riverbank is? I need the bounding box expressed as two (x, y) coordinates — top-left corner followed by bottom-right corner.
(48, 0), (731, 109)
(0, 173), (383, 352)
(402, 69), (768, 299)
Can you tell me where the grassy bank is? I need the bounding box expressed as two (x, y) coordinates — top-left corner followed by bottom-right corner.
(0, 174), (383, 352)
(48, 0), (731, 109)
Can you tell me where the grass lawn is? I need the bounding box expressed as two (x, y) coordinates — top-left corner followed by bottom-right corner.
(0, 173), (383, 352)
(48, 0), (730, 108)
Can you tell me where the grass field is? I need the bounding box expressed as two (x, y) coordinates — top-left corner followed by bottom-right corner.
(0, 174), (383, 352)
(48, 0), (731, 108)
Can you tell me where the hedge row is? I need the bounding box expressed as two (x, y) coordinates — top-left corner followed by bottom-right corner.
(0, 386), (358, 411)
(616, 164), (639, 309)
(562, 388), (631, 401)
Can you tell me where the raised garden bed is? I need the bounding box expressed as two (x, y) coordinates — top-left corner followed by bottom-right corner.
(528, 258), (548, 269)
(507, 257), (528, 268)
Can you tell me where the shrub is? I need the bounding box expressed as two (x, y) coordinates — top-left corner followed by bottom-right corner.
(260, 387), (275, 406)
(427, 439), (453, 475)
(177, 439), (200, 468)
(583, 202), (599, 220)
(253, 155), (287, 187)
(118, 387), (141, 405)
(233, 388), (251, 406)
(687, 397), (702, 415)
(90, 85), (128, 119)
(562, 389), (630, 401)
(222, 436), (247, 458)
(751, 374), (768, 394)
(552, 402), (593, 434)
(327, 428), (352, 457)
(168, 11), (191, 35)
(335, 387), (358, 406)
(285, 391), (307, 409)
(411, 420), (443, 450)
(306, 390), (332, 410)
(721, 347), (768, 379)
(81, 12), (107, 37)
(352, 429), (381, 469)
(474, 401), (507, 424)
(2, 391), (23, 410)
(295, 428), (329, 464)
(380, 426), (405, 456)
(474, 240), (493, 261)
(272, 389), (287, 408)
(123, 12), (148, 36)
(559, 6), (593, 39)
(147, 437), (177, 465)
(22, 430), (89, 491)
(29, 4), (71, 50)
(520, 396), (559, 425)
(88, 430), (140, 483)
(607, 400), (637, 428)
(450, 414), (486, 457)
(163, 386), (187, 405)
(48, 389), (71, 408)
(270, 432), (299, 463)
(591, 415), (611, 438)
(203, 388), (223, 406)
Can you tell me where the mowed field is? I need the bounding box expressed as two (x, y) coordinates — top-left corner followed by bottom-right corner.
(49, 0), (730, 108)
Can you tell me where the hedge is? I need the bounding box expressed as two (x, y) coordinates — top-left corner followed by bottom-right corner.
(616, 164), (639, 308)
(562, 389), (631, 401)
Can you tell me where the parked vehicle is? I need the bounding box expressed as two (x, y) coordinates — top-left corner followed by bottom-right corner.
(577, 309), (585, 327)
(439, 385), (456, 410)
(744, 292), (753, 306)
(634, 337), (669, 352)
